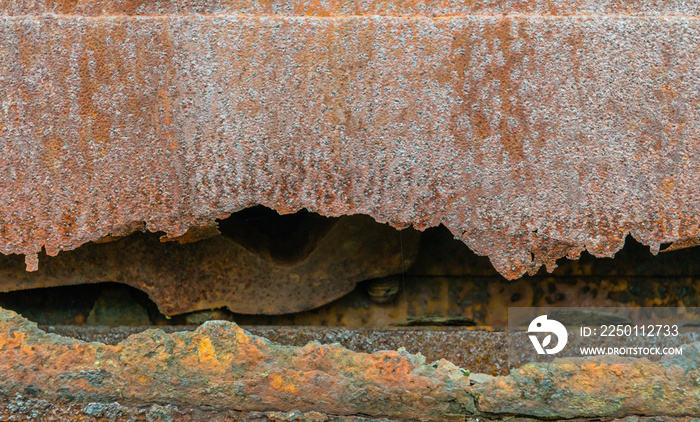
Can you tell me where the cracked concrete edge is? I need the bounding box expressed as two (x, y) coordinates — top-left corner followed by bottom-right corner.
(0, 308), (699, 420)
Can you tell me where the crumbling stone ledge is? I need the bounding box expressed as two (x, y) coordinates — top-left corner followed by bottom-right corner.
(0, 308), (698, 420)
(1, 4), (699, 278)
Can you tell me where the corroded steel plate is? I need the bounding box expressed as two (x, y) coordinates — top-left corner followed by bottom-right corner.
(0, 2), (698, 279)
(0, 308), (699, 420)
(0, 215), (420, 315)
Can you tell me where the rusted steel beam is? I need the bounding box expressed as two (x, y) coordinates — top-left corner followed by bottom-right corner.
(0, 4), (699, 279)
(1, 1), (698, 16)
(1, 308), (700, 420)
(0, 401), (693, 422)
(43, 325), (513, 375)
(0, 215), (420, 315)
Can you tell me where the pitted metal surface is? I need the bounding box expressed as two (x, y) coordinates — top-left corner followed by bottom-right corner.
(0, 308), (698, 420)
(0, 214), (420, 315)
(44, 325), (512, 375)
(2, 0), (700, 16)
(0, 3), (698, 279)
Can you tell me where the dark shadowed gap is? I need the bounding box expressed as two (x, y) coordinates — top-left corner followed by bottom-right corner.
(0, 206), (697, 328)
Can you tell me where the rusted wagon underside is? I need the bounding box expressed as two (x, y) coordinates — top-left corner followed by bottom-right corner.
(1, 0), (700, 420)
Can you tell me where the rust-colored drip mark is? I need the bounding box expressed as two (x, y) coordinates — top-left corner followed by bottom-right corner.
(24, 253), (38, 272)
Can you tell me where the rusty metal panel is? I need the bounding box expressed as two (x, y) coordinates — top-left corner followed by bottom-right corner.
(0, 5), (699, 279)
(0, 307), (699, 420)
(44, 325), (513, 375)
(1, 1), (699, 16)
(0, 215), (420, 315)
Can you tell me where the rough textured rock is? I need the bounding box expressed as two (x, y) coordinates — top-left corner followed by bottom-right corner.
(1, 3), (698, 278)
(1, 399), (696, 422)
(1, 308), (699, 419)
(0, 215), (420, 315)
(0, 399), (405, 422)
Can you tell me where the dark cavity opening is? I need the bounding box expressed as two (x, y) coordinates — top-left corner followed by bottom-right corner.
(0, 206), (697, 330)
(216, 205), (337, 264)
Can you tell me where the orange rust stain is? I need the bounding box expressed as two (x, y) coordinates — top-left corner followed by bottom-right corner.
(136, 375), (151, 385)
(50, 0), (79, 14)
(157, 88), (178, 150)
(471, 112), (491, 140)
(269, 372), (299, 394)
(444, 25), (475, 150)
(661, 177), (676, 196)
(441, 19), (527, 162)
(258, 0), (276, 15)
(0, 330), (25, 350)
(367, 352), (414, 383)
(492, 18), (525, 161)
(77, 24), (114, 177)
(291, 0), (332, 17)
(120, 0), (143, 15)
(659, 84), (678, 100)
(57, 208), (78, 241)
(42, 136), (65, 176)
(195, 336), (220, 366)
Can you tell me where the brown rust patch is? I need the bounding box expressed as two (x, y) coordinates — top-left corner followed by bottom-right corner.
(0, 308), (699, 419)
(0, 214), (421, 315)
(1, 14), (699, 278)
(5, 0), (700, 16)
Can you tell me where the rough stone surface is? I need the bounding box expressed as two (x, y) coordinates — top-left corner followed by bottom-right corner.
(0, 307), (476, 420)
(1, 308), (700, 419)
(0, 4), (698, 278)
(0, 215), (420, 315)
(473, 350), (700, 418)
